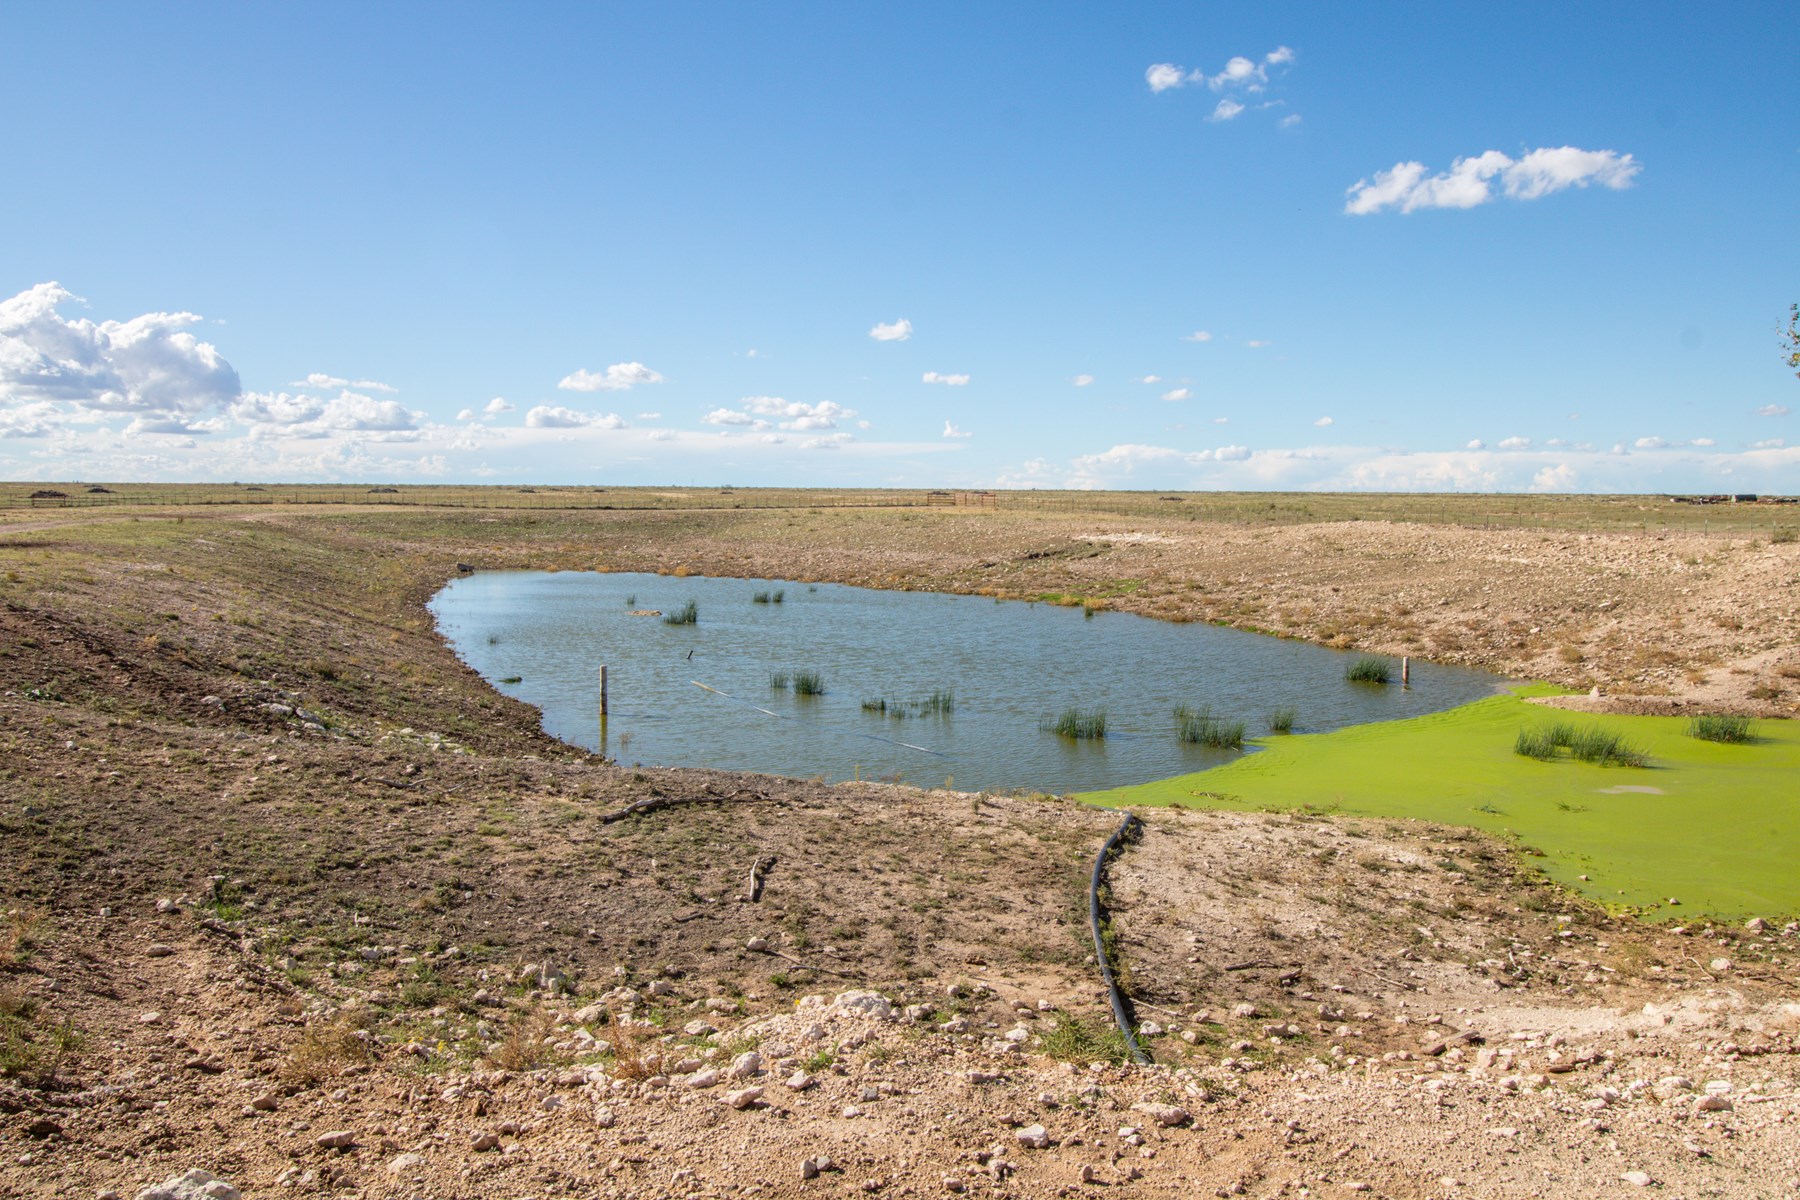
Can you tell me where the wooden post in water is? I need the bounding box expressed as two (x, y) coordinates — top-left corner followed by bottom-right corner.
(1401, 656), (1410, 687)
(599, 664), (609, 717)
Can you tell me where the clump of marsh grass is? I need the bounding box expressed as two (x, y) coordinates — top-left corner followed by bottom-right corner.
(861, 690), (955, 719)
(1042, 708), (1107, 740)
(663, 600), (699, 626)
(751, 589), (786, 604)
(1689, 713), (1753, 743)
(1515, 721), (1646, 767)
(1174, 704), (1245, 748)
(1345, 656), (1392, 684)
(1269, 705), (1298, 734)
(770, 670), (791, 691)
(792, 670), (824, 696)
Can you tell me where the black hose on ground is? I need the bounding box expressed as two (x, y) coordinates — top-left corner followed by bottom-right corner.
(1088, 811), (1149, 1065)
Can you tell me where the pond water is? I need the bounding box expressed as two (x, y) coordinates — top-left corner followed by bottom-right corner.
(429, 571), (1509, 794)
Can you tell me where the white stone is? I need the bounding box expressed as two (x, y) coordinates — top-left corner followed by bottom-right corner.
(1015, 1124), (1051, 1149)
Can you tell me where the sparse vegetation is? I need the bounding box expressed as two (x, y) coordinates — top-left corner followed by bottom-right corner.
(1174, 704), (1245, 748)
(1038, 1011), (1133, 1065)
(1345, 656), (1392, 684)
(1689, 713), (1753, 743)
(1269, 705), (1297, 734)
(663, 599), (699, 626)
(1515, 721), (1646, 766)
(1042, 708), (1107, 740)
(751, 589), (785, 604)
(280, 1016), (371, 1084)
(861, 690), (954, 718)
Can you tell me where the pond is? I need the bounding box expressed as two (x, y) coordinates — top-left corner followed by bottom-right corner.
(429, 571), (1509, 794)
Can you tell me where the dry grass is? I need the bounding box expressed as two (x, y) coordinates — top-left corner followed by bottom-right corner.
(604, 1015), (672, 1080)
(486, 1006), (567, 1072)
(279, 1016), (372, 1084)
(0, 907), (48, 967)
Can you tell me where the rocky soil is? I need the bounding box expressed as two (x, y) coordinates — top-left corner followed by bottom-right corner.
(0, 501), (1795, 1199)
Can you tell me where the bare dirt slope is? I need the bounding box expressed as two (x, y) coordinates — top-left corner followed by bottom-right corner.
(0, 502), (1796, 1199)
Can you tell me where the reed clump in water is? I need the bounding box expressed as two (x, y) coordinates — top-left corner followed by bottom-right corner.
(1174, 704), (1245, 749)
(1515, 721), (1646, 766)
(1042, 708), (1107, 740)
(1345, 656), (1391, 684)
(862, 690), (954, 718)
(663, 600), (699, 626)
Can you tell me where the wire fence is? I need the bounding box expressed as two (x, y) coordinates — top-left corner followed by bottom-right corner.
(2, 482), (1795, 535)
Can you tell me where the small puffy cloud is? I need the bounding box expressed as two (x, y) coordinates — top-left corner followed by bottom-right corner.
(1246, 339), (1270, 348)
(647, 429), (676, 442)
(231, 391), (324, 427)
(318, 392), (418, 432)
(1757, 404), (1790, 417)
(942, 421), (972, 438)
(1278, 113), (1302, 129)
(1072, 374), (1095, 386)
(1498, 436), (1532, 450)
(353, 379), (396, 393)
(1146, 63), (1189, 93)
(558, 362), (663, 392)
(1692, 437), (1716, 447)
(1635, 436), (1670, 449)
(708, 396), (854, 432)
(1313, 416), (1334, 427)
(1160, 387), (1192, 402)
(801, 432), (853, 450)
(1147, 47), (1294, 97)
(1182, 330), (1213, 342)
(1346, 146), (1640, 215)
(1138, 375), (1162, 384)
(295, 373), (347, 389)
(636, 412), (661, 420)
(1210, 98), (1245, 122)
(1531, 463), (1579, 492)
(524, 405), (627, 429)
(1213, 416), (1229, 424)
(1466, 439), (1485, 450)
(456, 408), (476, 422)
(868, 318), (912, 342)
(922, 371), (970, 386)
(484, 397), (513, 415)
(1751, 437), (1786, 449)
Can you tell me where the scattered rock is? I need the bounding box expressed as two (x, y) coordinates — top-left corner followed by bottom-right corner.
(731, 1050), (764, 1079)
(387, 1153), (426, 1175)
(725, 1085), (765, 1110)
(1130, 1101), (1190, 1128)
(1621, 1170), (1654, 1187)
(133, 1169), (241, 1200)
(1015, 1124), (1051, 1149)
(146, 944), (176, 958)
(470, 1132), (501, 1152)
(687, 1068), (722, 1089)
(314, 1130), (355, 1150)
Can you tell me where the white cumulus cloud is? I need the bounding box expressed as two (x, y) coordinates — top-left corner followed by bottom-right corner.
(1072, 374), (1095, 387)
(942, 421), (972, 438)
(1210, 99), (1245, 122)
(1314, 416), (1334, 427)
(557, 362), (663, 392)
(1346, 146), (1641, 215)
(1757, 404), (1790, 417)
(484, 397), (514, 415)
(869, 318), (912, 342)
(1160, 387), (1192, 402)
(1, 282), (241, 423)
(922, 371), (970, 386)
(524, 405), (627, 429)
(1182, 330), (1213, 343)
(1498, 436), (1532, 450)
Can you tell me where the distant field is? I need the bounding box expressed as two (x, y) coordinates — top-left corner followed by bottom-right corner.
(1083, 686), (1800, 919)
(2, 480), (1796, 534)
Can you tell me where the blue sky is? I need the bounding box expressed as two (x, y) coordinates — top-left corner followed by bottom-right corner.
(2, 3), (1796, 491)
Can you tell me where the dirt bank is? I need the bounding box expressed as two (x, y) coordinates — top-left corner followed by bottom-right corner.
(0, 501), (1795, 1199)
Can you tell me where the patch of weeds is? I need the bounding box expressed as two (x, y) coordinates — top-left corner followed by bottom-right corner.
(801, 1045), (837, 1072)
(280, 1016), (371, 1084)
(0, 908), (48, 967)
(1689, 713), (1753, 743)
(1042, 708), (1107, 740)
(1039, 1012), (1133, 1066)
(791, 670), (824, 696)
(1515, 721), (1646, 767)
(751, 590), (785, 604)
(0, 988), (82, 1085)
(203, 879), (244, 922)
(663, 600), (699, 626)
(1345, 656), (1392, 684)
(1175, 704), (1245, 748)
(487, 1006), (567, 1072)
(499, 675), (522, 685)
(1269, 706), (1297, 734)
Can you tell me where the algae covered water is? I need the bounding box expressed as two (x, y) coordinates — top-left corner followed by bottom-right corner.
(429, 570), (1508, 793)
